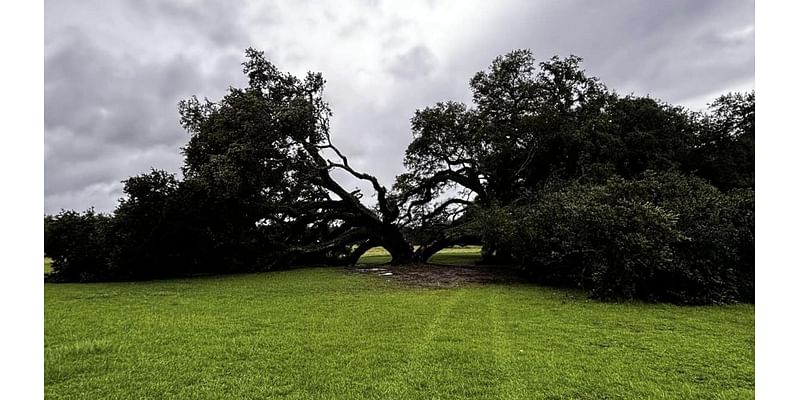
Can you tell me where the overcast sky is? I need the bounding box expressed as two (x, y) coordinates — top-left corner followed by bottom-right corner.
(44, 0), (754, 214)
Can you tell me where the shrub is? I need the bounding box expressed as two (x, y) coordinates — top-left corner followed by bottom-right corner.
(44, 209), (114, 282)
(44, 170), (299, 282)
(481, 172), (754, 304)
(106, 170), (186, 279)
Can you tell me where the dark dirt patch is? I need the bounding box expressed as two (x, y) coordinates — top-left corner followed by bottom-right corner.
(343, 263), (529, 287)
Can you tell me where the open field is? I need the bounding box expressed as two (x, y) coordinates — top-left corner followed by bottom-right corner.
(357, 245), (483, 266)
(45, 247), (754, 399)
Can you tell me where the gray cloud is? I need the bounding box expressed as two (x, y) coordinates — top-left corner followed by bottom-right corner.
(139, 0), (256, 48)
(45, 0), (754, 214)
(445, 0), (754, 105)
(338, 17), (368, 38)
(45, 0), (255, 213)
(44, 30), (198, 205)
(386, 45), (437, 80)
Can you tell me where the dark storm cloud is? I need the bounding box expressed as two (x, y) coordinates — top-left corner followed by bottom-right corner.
(45, 0), (754, 213)
(441, 0), (754, 105)
(44, 0), (253, 213)
(136, 0), (256, 48)
(44, 31), (197, 209)
(45, 31), (200, 148)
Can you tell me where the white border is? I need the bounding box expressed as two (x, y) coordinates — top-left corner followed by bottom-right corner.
(1, 1), (779, 398)
(756, 1), (800, 398)
(0, 0), (44, 398)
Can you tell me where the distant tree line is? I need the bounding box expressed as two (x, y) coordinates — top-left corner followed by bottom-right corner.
(45, 49), (754, 304)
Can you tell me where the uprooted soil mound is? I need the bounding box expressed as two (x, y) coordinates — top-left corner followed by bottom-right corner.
(344, 263), (529, 287)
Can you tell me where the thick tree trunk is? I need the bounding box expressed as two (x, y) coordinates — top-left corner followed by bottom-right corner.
(381, 226), (414, 265)
(413, 238), (452, 264)
(413, 233), (483, 264)
(346, 239), (378, 265)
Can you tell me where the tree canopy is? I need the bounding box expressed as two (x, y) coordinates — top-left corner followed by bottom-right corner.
(395, 50), (753, 262)
(45, 48), (754, 304)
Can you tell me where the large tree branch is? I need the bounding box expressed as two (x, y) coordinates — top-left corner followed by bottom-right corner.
(286, 227), (370, 255)
(401, 167), (484, 205)
(346, 238), (380, 265)
(413, 232), (481, 263)
(318, 135), (398, 222)
(327, 161), (397, 221)
(423, 198), (473, 222)
(296, 141), (384, 226)
(395, 168), (484, 227)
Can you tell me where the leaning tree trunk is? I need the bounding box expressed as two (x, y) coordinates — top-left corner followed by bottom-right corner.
(413, 231), (483, 264)
(345, 239), (379, 265)
(380, 224), (415, 265)
(413, 238), (452, 264)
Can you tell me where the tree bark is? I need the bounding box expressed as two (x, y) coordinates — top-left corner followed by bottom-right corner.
(413, 238), (452, 263)
(346, 239), (378, 265)
(380, 225), (414, 265)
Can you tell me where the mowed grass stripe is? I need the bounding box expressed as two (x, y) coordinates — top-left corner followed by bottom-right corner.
(489, 290), (522, 399)
(45, 260), (753, 399)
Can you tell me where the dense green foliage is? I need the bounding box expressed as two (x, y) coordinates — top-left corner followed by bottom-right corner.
(398, 51), (753, 251)
(44, 48), (754, 305)
(395, 50), (754, 303)
(479, 172), (754, 304)
(687, 91), (755, 191)
(45, 170), (285, 281)
(44, 209), (112, 281)
(46, 265), (754, 399)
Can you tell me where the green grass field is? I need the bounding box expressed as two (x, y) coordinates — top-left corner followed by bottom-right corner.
(357, 245), (482, 266)
(45, 248), (754, 399)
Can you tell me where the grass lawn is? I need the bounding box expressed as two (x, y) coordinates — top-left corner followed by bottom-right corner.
(357, 245), (482, 266)
(45, 249), (754, 399)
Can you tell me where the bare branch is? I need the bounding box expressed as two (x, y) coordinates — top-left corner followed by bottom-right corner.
(423, 198), (472, 222)
(323, 137), (398, 222)
(397, 167), (484, 207)
(286, 227), (370, 254)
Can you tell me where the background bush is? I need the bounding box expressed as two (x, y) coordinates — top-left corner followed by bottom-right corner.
(44, 170), (293, 282)
(44, 209), (114, 282)
(480, 172), (754, 304)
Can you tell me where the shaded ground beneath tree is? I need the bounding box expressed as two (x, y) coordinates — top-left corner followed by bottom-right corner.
(343, 263), (529, 287)
(348, 246), (529, 287)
